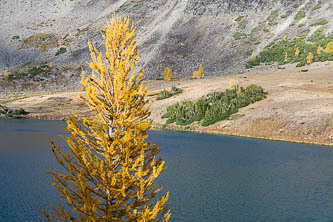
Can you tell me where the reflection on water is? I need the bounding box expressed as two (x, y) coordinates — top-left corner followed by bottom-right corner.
(1, 118), (333, 221)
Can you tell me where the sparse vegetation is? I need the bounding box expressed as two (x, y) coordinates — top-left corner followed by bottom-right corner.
(294, 11), (305, 21)
(292, 3), (300, 8)
(233, 32), (248, 40)
(280, 14), (287, 19)
(55, 47), (67, 56)
(161, 84), (267, 127)
(246, 29), (333, 68)
(12, 35), (20, 40)
(310, 19), (329, 26)
(22, 33), (59, 52)
(75, 28), (88, 36)
(6, 64), (52, 81)
(157, 86), (183, 100)
(312, 4), (321, 11)
(0, 107), (29, 118)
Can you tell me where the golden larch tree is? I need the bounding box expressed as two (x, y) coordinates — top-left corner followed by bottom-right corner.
(192, 64), (204, 79)
(163, 67), (173, 81)
(317, 45), (321, 55)
(229, 79), (236, 89)
(295, 48), (300, 57)
(251, 52), (257, 59)
(42, 16), (170, 221)
(4, 71), (9, 78)
(284, 52), (288, 63)
(325, 42), (333, 54)
(307, 52), (314, 64)
(283, 34), (287, 41)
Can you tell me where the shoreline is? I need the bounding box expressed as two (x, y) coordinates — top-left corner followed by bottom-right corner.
(1, 62), (333, 147)
(151, 124), (333, 147)
(2, 115), (331, 147)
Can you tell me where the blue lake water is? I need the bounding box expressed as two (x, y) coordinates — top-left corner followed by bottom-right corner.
(1, 118), (333, 221)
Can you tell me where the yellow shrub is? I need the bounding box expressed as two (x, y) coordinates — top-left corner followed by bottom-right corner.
(284, 52), (288, 63)
(163, 67), (173, 81)
(283, 34), (287, 41)
(325, 42), (333, 54)
(317, 46), (321, 55)
(251, 53), (257, 59)
(229, 79), (236, 89)
(4, 71), (9, 78)
(295, 48), (300, 57)
(307, 52), (314, 64)
(192, 64), (204, 79)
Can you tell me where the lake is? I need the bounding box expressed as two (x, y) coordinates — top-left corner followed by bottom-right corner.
(1, 118), (333, 221)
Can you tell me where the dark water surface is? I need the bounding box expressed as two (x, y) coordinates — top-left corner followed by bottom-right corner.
(1, 118), (333, 221)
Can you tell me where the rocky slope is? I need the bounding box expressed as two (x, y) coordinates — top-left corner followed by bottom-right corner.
(0, 0), (332, 92)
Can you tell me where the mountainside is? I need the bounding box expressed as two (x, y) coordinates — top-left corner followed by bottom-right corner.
(0, 0), (332, 92)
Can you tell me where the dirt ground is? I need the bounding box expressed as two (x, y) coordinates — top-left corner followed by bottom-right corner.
(1, 62), (333, 145)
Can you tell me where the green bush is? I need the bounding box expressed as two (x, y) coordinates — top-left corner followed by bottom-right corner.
(162, 85), (267, 127)
(233, 32), (248, 40)
(292, 3), (300, 8)
(7, 64), (52, 80)
(156, 86), (183, 100)
(55, 47), (67, 56)
(310, 19), (329, 26)
(294, 11), (305, 21)
(312, 4), (321, 11)
(280, 14), (287, 19)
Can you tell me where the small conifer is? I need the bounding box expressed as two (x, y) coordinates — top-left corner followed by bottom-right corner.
(229, 79), (236, 89)
(163, 67), (173, 81)
(295, 48), (300, 57)
(192, 64), (204, 79)
(42, 16), (170, 221)
(307, 52), (314, 64)
(317, 45), (321, 55)
(325, 42), (333, 54)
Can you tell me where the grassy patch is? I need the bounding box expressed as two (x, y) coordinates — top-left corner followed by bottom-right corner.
(161, 85), (267, 127)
